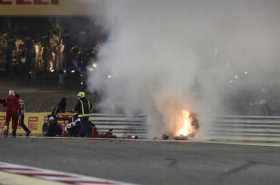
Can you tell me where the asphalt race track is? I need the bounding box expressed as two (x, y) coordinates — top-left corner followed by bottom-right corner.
(0, 138), (280, 185)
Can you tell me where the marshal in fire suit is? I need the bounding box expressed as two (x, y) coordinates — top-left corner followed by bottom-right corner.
(3, 90), (19, 136)
(74, 91), (93, 137)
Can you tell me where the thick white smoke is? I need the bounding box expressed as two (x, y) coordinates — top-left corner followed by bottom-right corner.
(87, 0), (280, 138)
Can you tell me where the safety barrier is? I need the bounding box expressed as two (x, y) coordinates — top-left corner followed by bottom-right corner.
(0, 112), (147, 137)
(0, 112), (48, 135)
(89, 114), (280, 144)
(88, 113), (148, 138)
(207, 115), (280, 144)
(2, 111), (280, 145)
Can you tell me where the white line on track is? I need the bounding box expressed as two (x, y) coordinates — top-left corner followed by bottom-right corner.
(13, 136), (280, 147)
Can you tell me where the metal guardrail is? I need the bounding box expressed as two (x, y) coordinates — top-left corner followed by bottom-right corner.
(88, 113), (147, 138)
(207, 115), (280, 144)
(88, 114), (280, 144)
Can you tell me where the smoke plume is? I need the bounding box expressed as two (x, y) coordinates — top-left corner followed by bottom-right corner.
(87, 0), (280, 138)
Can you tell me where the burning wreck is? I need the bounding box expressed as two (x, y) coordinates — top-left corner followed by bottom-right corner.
(158, 98), (200, 140)
(173, 110), (199, 140)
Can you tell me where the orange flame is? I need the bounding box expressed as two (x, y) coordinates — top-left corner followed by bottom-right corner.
(176, 110), (193, 137)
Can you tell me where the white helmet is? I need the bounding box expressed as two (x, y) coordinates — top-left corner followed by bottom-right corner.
(9, 90), (15, 96)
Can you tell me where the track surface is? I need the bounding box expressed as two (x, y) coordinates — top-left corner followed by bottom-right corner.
(0, 138), (280, 185)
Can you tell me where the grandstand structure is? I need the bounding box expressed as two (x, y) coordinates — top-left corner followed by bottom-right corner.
(0, 0), (105, 88)
(0, 0), (103, 112)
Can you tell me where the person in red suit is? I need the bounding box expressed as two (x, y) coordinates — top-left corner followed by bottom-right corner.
(3, 90), (19, 137)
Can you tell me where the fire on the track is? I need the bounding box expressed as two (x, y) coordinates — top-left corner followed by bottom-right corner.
(176, 110), (193, 137)
(174, 110), (199, 140)
(162, 109), (199, 140)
